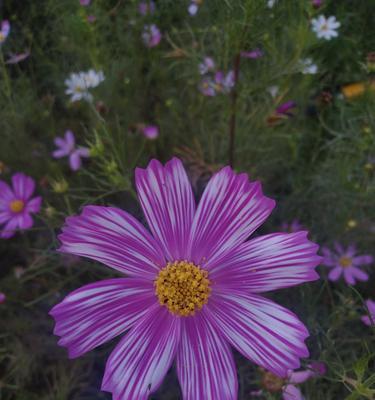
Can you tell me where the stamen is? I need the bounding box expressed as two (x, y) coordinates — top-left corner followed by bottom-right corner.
(9, 199), (25, 213)
(339, 256), (352, 268)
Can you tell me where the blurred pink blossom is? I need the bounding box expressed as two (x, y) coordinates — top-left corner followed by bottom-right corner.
(142, 24), (162, 48)
(361, 299), (375, 326)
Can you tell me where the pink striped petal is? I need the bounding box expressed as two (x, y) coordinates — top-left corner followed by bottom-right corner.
(50, 278), (156, 358)
(0, 181), (14, 207)
(11, 173), (35, 200)
(283, 384), (303, 400)
(207, 292), (309, 377)
(288, 370), (312, 384)
(58, 205), (165, 279)
(17, 213), (33, 230)
(135, 158), (195, 261)
(0, 210), (11, 224)
(25, 196), (42, 213)
(176, 312), (238, 400)
(0, 217), (18, 238)
(211, 232), (321, 292)
(101, 306), (180, 400)
(188, 167), (275, 270)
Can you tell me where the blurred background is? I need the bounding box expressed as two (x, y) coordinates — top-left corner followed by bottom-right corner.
(0, 0), (374, 399)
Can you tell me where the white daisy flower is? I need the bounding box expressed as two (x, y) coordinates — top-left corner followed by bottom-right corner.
(84, 69), (105, 89)
(65, 70), (105, 103)
(311, 15), (340, 40)
(300, 58), (318, 74)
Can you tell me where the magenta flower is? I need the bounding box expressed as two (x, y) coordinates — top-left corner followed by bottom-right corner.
(142, 24), (161, 48)
(80, 0), (91, 5)
(0, 173), (42, 239)
(241, 48), (263, 59)
(138, 1), (156, 15)
(322, 243), (373, 285)
(50, 158), (321, 399)
(142, 125), (159, 139)
(198, 56), (215, 75)
(312, 0), (323, 8)
(215, 70), (235, 93)
(199, 76), (216, 96)
(276, 100), (297, 117)
(0, 20), (10, 45)
(361, 300), (375, 326)
(0, 292), (5, 303)
(52, 130), (90, 171)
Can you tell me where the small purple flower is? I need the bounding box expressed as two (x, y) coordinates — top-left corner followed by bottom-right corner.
(240, 48), (263, 59)
(0, 173), (42, 239)
(142, 125), (159, 140)
(322, 243), (373, 285)
(80, 0), (91, 5)
(142, 24), (162, 48)
(0, 292), (6, 303)
(215, 70), (235, 93)
(52, 130), (90, 171)
(0, 20), (10, 45)
(276, 101), (297, 117)
(188, 1), (200, 15)
(199, 77), (216, 96)
(198, 57), (215, 75)
(361, 300), (375, 327)
(5, 50), (30, 64)
(138, 1), (156, 15)
(312, 0), (323, 8)
(281, 220), (303, 233)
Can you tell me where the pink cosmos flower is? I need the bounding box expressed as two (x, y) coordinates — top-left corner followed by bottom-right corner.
(142, 24), (161, 48)
(215, 70), (235, 93)
(198, 56), (215, 75)
(80, 0), (91, 5)
(199, 76), (216, 96)
(52, 130), (90, 171)
(50, 158), (321, 399)
(138, 1), (156, 15)
(142, 125), (159, 139)
(0, 292), (5, 303)
(322, 243), (373, 285)
(361, 299), (375, 326)
(241, 48), (263, 59)
(0, 20), (10, 45)
(0, 173), (42, 239)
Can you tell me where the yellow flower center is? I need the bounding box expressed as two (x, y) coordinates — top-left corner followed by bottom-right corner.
(155, 261), (211, 317)
(9, 199), (25, 213)
(339, 256), (352, 268)
(261, 370), (285, 393)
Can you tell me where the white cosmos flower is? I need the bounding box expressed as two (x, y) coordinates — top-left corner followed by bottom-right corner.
(311, 15), (340, 40)
(65, 70), (105, 103)
(300, 58), (318, 74)
(267, 0), (277, 8)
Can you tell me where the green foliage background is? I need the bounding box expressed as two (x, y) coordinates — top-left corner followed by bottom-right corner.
(0, 0), (374, 399)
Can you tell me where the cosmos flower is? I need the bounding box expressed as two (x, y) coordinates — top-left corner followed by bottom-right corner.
(322, 243), (373, 285)
(281, 220), (303, 233)
(65, 70), (104, 102)
(311, 15), (340, 40)
(0, 173), (42, 239)
(138, 1), (156, 15)
(50, 158), (321, 399)
(80, 0), (91, 5)
(52, 130), (90, 171)
(0, 292), (5, 303)
(5, 50), (30, 64)
(198, 57), (215, 75)
(300, 58), (318, 74)
(254, 362), (326, 399)
(188, 0), (202, 15)
(199, 76), (216, 96)
(241, 48), (263, 59)
(142, 24), (162, 48)
(361, 300), (375, 327)
(142, 125), (159, 140)
(214, 70), (235, 93)
(0, 20), (10, 45)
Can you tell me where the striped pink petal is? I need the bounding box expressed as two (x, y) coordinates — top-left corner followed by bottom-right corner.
(210, 232), (321, 292)
(50, 278), (156, 358)
(135, 158), (195, 261)
(58, 205), (165, 279)
(0, 181), (14, 208)
(101, 306), (180, 400)
(11, 173), (35, 200)
(0, 217), (18, 238)
(188, 166), (275, 270)
(25, 196), (42, 213)
(283, 384), (303, 400)
(176, 312), (238, 400)
(207, 292), (309, 377)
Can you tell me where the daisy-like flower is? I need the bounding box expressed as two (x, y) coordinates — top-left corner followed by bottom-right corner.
(50, 158), (321, 399)
(361, 300), (375, 327)
(83, 69), (105, 89)
(0, 20), (10, 45)
(0, 173), (42, 239)
(52, 130), (90, 171)
(300, 58), (318, 74)
(311, 15), (340, 40)
(322, 243), (373, 285)
(254, 362), (326, 399)
(142, 24), (162, 48)
(198, 56), (215, 75)
(65, 72), (92, 102)
(199, 76), (216, 96)
(214, 70), (235, 93)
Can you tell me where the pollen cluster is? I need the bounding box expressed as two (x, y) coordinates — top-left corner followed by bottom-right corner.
(155, 261), (211, 317)
(10, 199), (25, 213)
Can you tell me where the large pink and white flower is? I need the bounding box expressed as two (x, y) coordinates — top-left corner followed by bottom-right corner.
(322, 243), (373, 285)
(50, 158), (321, 399)
(0, 173), (42, 239)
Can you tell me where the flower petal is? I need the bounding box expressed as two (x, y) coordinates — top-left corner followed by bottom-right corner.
(176, 312), (238, 400)
(58, 205), (165, 279)
(17, 213), (33, 230)
(328, 266), (342, 281)
(50, 278), (156, 358)
(349, 267), (369, 282)
(135, 158), (196, 261)
(211, 232), (321, 292)
(188, 167), (275, 270)
(352, 255), (373, 266)
(25, 196), (42, 214)
(207, 291), (309, 377)
(69, 152), (82, 171)
(288, 370), (312, 384)
(101, 306), (180, 400)
(11, 173), (35, 200)
(0, 210), (11, 224)
(283, 384), (303, 400)
(343, 269), (356, 285)
(0, 181), (14, 207)
(0, 217), (18, 239)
